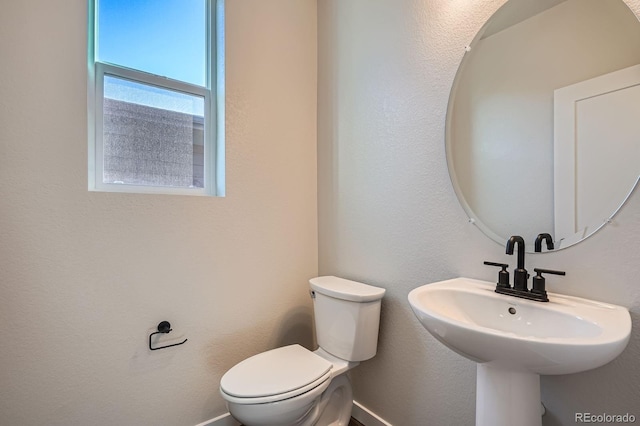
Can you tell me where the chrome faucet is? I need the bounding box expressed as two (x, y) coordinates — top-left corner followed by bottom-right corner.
(505, 235), (528, 291)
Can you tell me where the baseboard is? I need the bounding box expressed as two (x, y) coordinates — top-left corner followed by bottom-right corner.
(351, 400), (393, 426)
(195, 400), (391, 426)
(193, 412), (240, 426)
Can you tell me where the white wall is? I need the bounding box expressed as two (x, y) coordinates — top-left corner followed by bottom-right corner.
(0, 1), (317, 425)
(318, 0), (640, 425)
(451, 0), (640, 245)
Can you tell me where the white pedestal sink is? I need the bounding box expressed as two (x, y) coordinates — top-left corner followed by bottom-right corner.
(408, 278), (631, 426)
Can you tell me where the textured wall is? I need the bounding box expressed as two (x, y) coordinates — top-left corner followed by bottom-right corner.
(0, 1), (317, 425)
(318, 0), (640, 425)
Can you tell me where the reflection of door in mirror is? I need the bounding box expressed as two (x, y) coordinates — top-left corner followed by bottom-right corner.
(448, 0), (640, 251)
(554, 64), (640, 249)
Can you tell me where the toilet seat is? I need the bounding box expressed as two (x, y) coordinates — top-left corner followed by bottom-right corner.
(220, 344), (332, 404)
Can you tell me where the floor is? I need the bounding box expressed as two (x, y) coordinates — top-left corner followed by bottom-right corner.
(242, 418), (364, 426)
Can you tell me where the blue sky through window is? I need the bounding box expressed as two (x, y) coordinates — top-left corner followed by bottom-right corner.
(97, 0), (206, 87)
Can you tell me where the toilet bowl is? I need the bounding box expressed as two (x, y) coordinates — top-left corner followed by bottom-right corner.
(220, 345), (355, 426)
(219, 276), (385, 426)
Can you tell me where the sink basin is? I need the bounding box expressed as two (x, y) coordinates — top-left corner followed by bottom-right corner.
(408, 277), (631, 375)
(408, 277), (631, 426)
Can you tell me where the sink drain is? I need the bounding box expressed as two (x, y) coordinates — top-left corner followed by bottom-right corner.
(508, 307), (517, 315)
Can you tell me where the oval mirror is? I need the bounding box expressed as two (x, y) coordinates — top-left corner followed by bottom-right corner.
(446, 0), (640, 253)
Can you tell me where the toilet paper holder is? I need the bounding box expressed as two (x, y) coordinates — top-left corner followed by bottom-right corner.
(149, 321), (188, 351)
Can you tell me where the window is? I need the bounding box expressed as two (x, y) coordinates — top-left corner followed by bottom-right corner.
(88, 0), (224, 196)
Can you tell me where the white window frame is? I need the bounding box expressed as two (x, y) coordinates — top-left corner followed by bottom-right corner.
(87, 0), (225, 196)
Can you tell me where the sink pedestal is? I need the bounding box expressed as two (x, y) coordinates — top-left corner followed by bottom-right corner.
(476, 364), (541, 426)
(409, 278), (632, 426)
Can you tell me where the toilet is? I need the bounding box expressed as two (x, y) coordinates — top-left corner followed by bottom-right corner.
(219, 276), (385, 426)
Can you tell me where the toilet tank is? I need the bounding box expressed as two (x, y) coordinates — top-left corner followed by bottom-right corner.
(309, 276), (385, 362)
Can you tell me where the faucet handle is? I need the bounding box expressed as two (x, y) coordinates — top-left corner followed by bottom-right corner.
(484, 261), (508, 268)
(531, 268), (566, 301)
(484, 261), (510, 288)
(533, 268), (566, 276)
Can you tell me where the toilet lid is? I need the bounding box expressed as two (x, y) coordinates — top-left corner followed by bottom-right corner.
(310, 276), (386, 302)
(220, 344), (332, 399)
